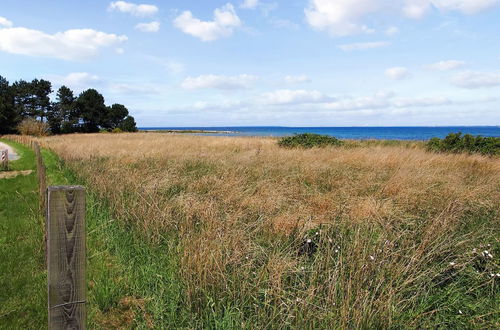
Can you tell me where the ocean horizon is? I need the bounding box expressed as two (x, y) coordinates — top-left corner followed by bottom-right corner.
(139, 126), (500, 140)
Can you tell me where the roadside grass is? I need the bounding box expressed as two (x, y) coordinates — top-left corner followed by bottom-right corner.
(0, 139), (45, 329)
(2, 141), (191, 328)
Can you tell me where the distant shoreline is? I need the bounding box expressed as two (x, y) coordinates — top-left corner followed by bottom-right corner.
(139, 126), (499, 140)
(142, 129), (238, 134)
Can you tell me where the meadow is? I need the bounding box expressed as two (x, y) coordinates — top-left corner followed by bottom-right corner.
(40, 133), (499, 328)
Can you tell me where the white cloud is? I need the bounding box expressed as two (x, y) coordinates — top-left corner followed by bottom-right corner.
(392, 96), (451, 107)
(305, 0), (379, 36)
(426, 60), (465, 71)
(109, 1), (159, 17)
(338, 41), (390, 51)
(135, 21), (160, 32)
(181, 74), (258, 90)
(430, 0), (500, 15)
(305, 0), (500, 36)
(284, 75), (311, 84)
(262, 89), (329, 105)
(385, 26), (399, 36)
(385, 67), (412, 80)
(0, 27), (127, 60)
(173, 3), (241, 42)
(0, 17), (13, 28)
(451, 71), (500, 88)
(48, 72), (100, 90)
(241, 0), (260, 9)
(402, 0), (431, 18)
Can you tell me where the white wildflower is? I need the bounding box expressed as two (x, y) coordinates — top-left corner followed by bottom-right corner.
(449, 262), (456, 266)
(458, 310), (463, 315)
(306, 239), (312, 243)
(369, 256), (375, 261)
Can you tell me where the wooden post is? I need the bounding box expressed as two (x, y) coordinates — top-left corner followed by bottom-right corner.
(34, 142), (47, 213)
(47, 186), (86, 329)
(40, 164), (47, 215)
(1, 149), (8, 170)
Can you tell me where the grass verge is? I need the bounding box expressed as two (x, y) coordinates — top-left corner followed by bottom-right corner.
(0, 139), (45, 329)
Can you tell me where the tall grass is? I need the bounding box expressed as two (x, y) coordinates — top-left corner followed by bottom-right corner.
(42, 133), (500, 328)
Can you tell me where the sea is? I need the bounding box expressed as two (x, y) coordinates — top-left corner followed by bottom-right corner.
(139, 126), (500, 140)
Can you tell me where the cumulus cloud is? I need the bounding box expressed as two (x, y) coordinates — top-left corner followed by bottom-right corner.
(0, 17), (13, 28)
(305, 0), (500, 36)
(181, 74), (258, 90)
(284, 75), (311, 84)
(241, 0), (260, 9)
(262, 89), (329, 105)
(426, 60), (465, 71)
(451, 71), (500, 88)
(108, 1), (158, 17)
(135, 21), (160, 32)
(305, 0), (379, 36)
(48, 72), (100, 90)
(0, 27), (127, 60)
(173, 3), (241, 42)
(385, 67), (411, 80)
(338, 41), (390, 51)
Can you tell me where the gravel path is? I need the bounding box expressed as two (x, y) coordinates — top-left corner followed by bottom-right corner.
(0, 141), (20, 160)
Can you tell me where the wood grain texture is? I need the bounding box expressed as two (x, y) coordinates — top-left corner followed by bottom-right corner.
(47, 186), (86, 329)
(0, 149), (7, 170)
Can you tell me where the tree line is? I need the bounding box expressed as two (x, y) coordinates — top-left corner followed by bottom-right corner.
(0, 75), (137, 135)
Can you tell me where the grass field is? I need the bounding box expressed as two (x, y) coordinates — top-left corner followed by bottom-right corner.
(37, 132), (499, 328)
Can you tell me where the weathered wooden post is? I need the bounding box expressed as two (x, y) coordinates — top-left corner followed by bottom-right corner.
(34, 142), (47, 213)
(0, 149), (8, 170)
(47, 186), (86, 329)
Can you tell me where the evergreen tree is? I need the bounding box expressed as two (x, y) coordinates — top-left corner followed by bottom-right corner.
(76, 89), (107, 133)
(49, 86), (78, 134)
(12, 80), (36, 119)
(105, 103), (129, 130)
(31, 79), (52, 121)
(0, 76), (18, 134)
(119, 115), (138, 132)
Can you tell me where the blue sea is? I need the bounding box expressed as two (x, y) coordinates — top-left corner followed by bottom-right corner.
(140, 126), (500, 140)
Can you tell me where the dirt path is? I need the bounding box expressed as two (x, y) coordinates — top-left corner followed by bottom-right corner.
(0, 141), (19, 160)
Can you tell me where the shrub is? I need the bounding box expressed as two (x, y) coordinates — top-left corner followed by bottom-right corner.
(278, 133), (343, 148)
(111, 128), (123, 133)
(426, 132), (500, 156)
(16, 118), (50, 136)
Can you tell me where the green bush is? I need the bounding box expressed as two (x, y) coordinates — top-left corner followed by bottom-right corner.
(111, 128), (123, 133)
(278, 133), (343, 149)
(426, 133), (500, 156)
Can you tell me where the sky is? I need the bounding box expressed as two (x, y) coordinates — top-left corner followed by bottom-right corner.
(1, 0), (499, 127)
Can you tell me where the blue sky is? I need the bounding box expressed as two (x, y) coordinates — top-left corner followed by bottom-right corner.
(1, 0), (499, 127)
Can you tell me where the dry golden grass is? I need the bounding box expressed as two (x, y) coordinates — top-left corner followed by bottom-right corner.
(42, 133), (500, 328)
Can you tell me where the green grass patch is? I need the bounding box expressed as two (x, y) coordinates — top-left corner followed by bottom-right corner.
(278, 133), (343, 148)
(0, 140), (45, 329)
(427, 132), (500, 155)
